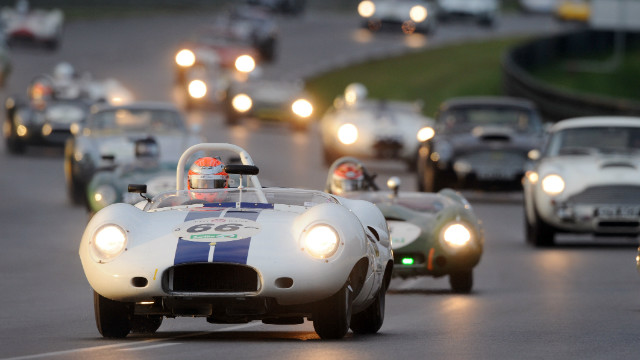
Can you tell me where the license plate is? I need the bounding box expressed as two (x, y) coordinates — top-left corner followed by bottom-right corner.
(596, 206), (640, 218)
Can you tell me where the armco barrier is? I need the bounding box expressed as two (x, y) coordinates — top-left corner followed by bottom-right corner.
(502, 30), (640, 121)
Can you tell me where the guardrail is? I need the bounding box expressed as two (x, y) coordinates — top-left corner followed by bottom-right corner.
(502, 30), (640, 121)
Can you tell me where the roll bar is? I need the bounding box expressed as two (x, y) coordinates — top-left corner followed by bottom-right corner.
(176, 143), (265, 202)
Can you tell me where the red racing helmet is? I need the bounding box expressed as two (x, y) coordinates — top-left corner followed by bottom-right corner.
(331, 162), (364, 195)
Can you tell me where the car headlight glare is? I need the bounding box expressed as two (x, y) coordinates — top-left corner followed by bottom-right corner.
(337, 123), (358, 145)
(92, 224), (127, 261)
(292, 99), (313, 118)
(176, 49), (196, 67)
(410, 5), (428, 22)
(541, 174), (565, 195)
(232, 94), (252, 112)
(235, 55), (256, 73)
(417, 126), (435, 142)
(302, 224), (339, 259)
(525, 170), (539, 184)
(188, 79), (207, 99)
(442, 223), (472, 248)
(16, 124), (27, 137)
(358, 0), (376, 17)
(94, 185), (117, 207)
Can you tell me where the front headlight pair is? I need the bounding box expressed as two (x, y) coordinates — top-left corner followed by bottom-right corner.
(91, 224), (127, 262)
(358, 1), (427, 23)
(301, 224), (340, 259)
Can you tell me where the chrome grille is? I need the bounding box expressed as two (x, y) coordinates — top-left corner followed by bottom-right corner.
(567, 185), (640, 205)
(166, 263), (259, 293)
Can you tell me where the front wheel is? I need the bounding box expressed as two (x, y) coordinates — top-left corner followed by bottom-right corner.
(350, 287), (385, 334)
(449, 270), (473, 294)
(313, 284), (353, 339)
(526, 206), (556, 247)
(94, 291), (132, 338)
(131, 315), (163, 334)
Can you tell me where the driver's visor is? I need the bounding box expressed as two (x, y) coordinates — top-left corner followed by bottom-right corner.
(189, 174), (228, 189)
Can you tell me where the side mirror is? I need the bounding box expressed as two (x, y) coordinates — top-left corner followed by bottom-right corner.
(224, 164), (259, 175)
(128, 184), (150, 202)
(528, 149), (541, 161)
(386, 176), (401, 197)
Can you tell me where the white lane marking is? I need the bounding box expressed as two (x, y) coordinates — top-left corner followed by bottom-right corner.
(2, 322), (263, 360)
(120, 343), (180, 352)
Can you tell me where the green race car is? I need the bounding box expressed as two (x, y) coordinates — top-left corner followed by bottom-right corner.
(326, 157), (484, 293)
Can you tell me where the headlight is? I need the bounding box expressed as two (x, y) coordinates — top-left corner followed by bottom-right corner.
(42, 123), (52, 136)
(541, 174), (565, 195)
(16, 124), (27, 137)
(302, 224), (339, 259)
(358, 0), (376, 17)
(235, 55), (256, 73)
(292, 99), (313, 118)
(525, 170), (539, 184)
(188, 79), (207, 99)
(337, 123), (358, 145)
(176, 49), (196, 67)
(441, 223), (472, 248)
(232, 94), (252, 112)
(410, 5), (428, 22)
(417, 126), (435, 142)
(92, 224), (127, 261)
(94, 185), (117, 207)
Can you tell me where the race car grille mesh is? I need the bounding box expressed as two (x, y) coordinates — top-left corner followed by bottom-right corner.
(566, 185), (640, 205)
(167, 264), (259, 293)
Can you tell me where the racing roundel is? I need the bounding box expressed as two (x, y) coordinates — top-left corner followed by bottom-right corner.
(174, 217), (261, 243)
(388, 220), (421, 249)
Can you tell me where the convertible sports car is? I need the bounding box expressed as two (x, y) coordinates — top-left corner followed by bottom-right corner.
(523, 117), (640, 247)
(225, 78), (314, 130)
(64, 102), (204, 205)
(357, 0), (438, 34)
(320, 83), (435, 168)
(417, 96), (545, 192)
(79, 143), (393, 339)
(0, 1), (64, 50)
(326, 157), (483, 293)
(436, 0), (498, 26)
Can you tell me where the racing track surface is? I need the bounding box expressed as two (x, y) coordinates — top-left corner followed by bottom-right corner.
(1, 10), (639, 360)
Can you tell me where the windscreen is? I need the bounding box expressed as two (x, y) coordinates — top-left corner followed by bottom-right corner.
(86, 108), (185, 134)
(546, 126), (640, 156)
(438, 106), (539, 134)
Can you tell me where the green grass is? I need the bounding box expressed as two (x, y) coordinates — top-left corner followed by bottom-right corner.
(529, 47), (640, 101)
(305, 36), (529, 117)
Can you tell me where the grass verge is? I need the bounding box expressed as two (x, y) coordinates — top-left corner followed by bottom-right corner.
(305, 36), (529, 117)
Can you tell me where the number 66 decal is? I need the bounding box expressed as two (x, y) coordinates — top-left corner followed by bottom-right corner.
(174, 218), (262, 242)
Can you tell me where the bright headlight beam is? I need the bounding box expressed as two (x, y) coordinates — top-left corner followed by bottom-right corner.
(175, 49), (196, 67)
(235, 55), (256, 73)
(541, 174), (565, 195)
(417, 126), (435, 142)
(410, 5), (428, 22)
(232, 94), (252, 112)
(188, 80), (207, 99)
(94, 225), (127, 259)
(292, 99), (313, 118)
(303, 225), (339, 259)
(338, 123), (358, 145)
(442, 223), (472, 247)
(358, 0), (376, 17)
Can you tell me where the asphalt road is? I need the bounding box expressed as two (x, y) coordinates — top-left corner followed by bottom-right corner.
(1, 9), (639, 360)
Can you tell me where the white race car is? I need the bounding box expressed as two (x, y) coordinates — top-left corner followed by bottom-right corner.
(79, 143), (393, 339)
(357, 0), (438, 34)
(0, 1), (64, 50)
(523, 117), (640, 246)
(320, 83), (435, 168)
(436, 0), (498, 26)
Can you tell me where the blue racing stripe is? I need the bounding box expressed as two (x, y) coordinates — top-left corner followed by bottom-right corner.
(211, 210), (261, 264)
(174, 237), (210, 265)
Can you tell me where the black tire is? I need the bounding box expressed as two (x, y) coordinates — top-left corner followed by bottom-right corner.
(94, 291), (132, 338)
(6, 134), (26, 154)
(350, 287), (385, 334)
(449, 270), (473, 294)
(422, 160), (447, 192)
(313, 284), (353, 340)
(526, 206), (556, 247)
(64, 155), (86, 206)
(131, 315), (163, 334)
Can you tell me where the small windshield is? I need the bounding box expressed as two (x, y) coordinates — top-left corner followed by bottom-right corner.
(345, 192), (445, 214)
(546, 126), (640, 156)
(86, 108), (185, 134)
(438, 106), (540, 134)
(148, 188), (338, 210)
